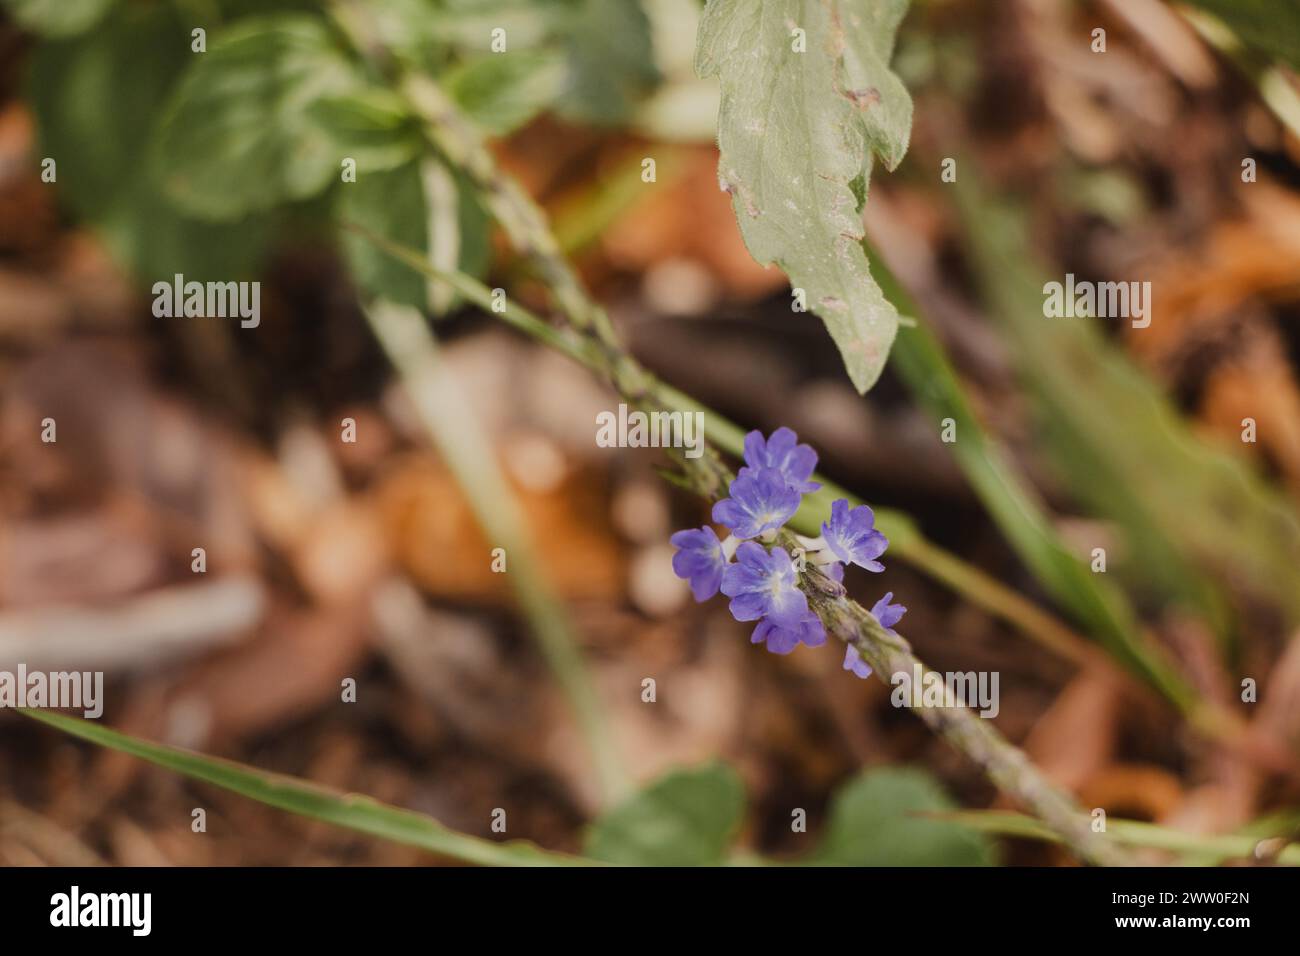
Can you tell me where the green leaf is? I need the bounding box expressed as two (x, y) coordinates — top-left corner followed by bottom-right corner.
(696, 0), (913, 393)
(953, 168), (1300, 630)
(1181, 0), (1300, 69)
(27, 4), (272, 281)
(363, 0), (474, 67)
(808, 767), (995, 866)
(2, 0), (115, 37)
(156, 15), (362, 221)
(309, 88), (423, 173)
(339, 161), (429, 310)
(884, 296), (1199, 708)
(445, 51), (568, 134)
(338, 159), (490, 312)
(23, 711), (589, 867)
(584, 762), (745, 865)
(556, 0), (659, 125)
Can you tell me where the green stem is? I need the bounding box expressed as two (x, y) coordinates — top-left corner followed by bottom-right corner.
(808, 580), (1130, 865)
(343, 222), (1099, 669)
(362, 299), (629, 803)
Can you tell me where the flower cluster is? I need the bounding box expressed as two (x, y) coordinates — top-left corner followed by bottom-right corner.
(670, 427), (904, 679)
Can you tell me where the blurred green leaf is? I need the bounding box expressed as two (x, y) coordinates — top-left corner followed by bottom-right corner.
(884, 294), (1198, 708)
(944, 808), (1300, 865)
(218, 0), (322, 17)
(27, 4), (271, 281)
(309, 88), (423, 173)
(156, 15), (361, 221)
(954, 171), (1300, 630)
(808, 767), (995, 866)
(445, 51), (568, 134)
(1180, 0), (1300, 68)
(341, 0), (654, 127)
(556, 0), (658, 124)
(386, 0), (551, 56)
(585, 762), (744, 865)
(339, 161), (429, 310)
(338, 159), (490, 312)
(696, 0), (913, 393)
(2, 0), (114, 37)
(23, 711), (589, 867)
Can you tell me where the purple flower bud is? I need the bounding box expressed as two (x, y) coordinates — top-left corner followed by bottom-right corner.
(739, 427), (821, 494)
(751, 611), (827, 655)
(843, 592), (906, 679)
(712, 467), (802, 539)
(669, 526), (726, 601)
(720, 542), (808, 626)
(822, 498), (888, 572)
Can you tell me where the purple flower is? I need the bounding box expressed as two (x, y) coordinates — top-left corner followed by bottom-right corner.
(670, 526), (726, 601)
(821, 498), (888, 572)
(751, 611), (827, 655)
(720, 542), (808, 626)
(712, 467), (801, 539)
(843, 592), (906, 679)
(870, 591), (907, 630)
(739, 427), (821, 494)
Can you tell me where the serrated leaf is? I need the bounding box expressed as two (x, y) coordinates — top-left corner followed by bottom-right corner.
(155, 15), (361, 221)
(2, 0), (115, 37)
(696, 0), (913, 393)
(807, 767), (995, 866)
(584, 762), (744, 866)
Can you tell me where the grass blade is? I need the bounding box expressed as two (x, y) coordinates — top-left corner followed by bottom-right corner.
(952, 170), (1300, 632)
(878, 268), (1200, 713)
(937, 808), (1300, 865)
(362, 299), (628, 803)
(21, 710), (593, 867)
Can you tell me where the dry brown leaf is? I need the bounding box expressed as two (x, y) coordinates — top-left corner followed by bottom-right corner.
(1079, 764), (1184, 822)
(158, 603), (372, 744)
(598, 147), (787, 298)
(377, 454), (623, 604)
(1023, 664), (1124, 791)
